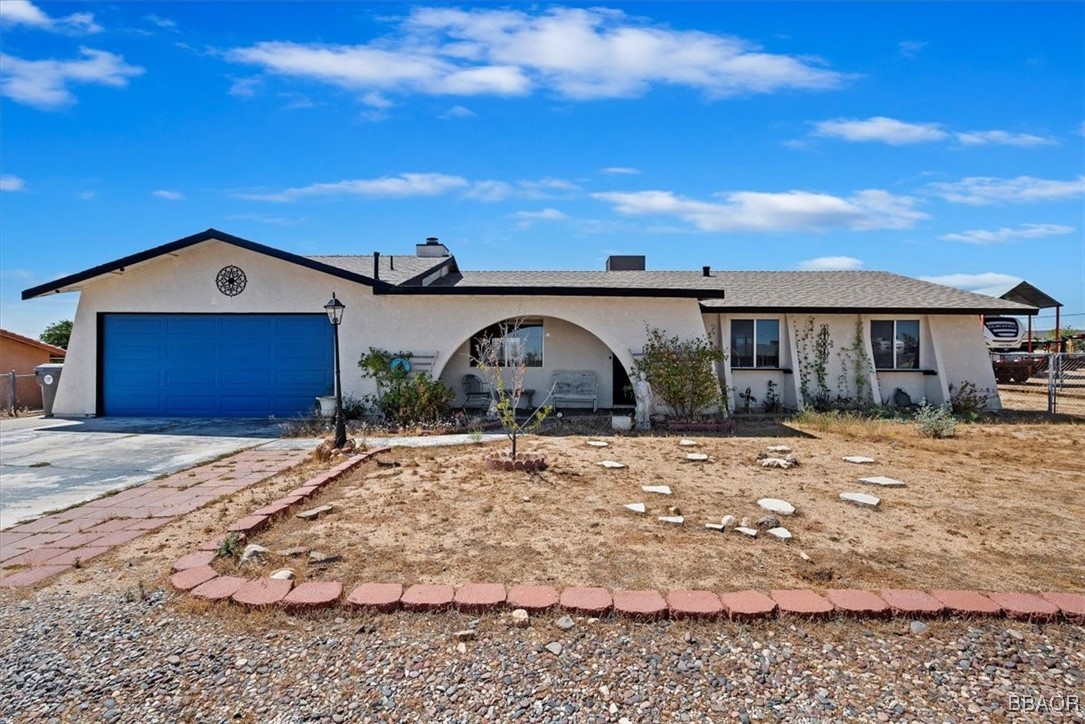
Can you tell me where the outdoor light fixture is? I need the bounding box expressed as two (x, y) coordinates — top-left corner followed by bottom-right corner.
(324, 293), (347, 448)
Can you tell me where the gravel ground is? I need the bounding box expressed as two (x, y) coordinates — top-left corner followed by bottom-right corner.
(1, 589), (1083, 723)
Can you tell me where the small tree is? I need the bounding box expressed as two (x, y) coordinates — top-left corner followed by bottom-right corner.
(633, 327), (726, 422)
(40, 320), (73, 349)
(473, 320), (552, 459)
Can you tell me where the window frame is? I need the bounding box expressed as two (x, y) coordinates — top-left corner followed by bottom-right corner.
(730, 318), (781, 370)
(469, 319), (544, 368)
(870, 319), (921, 370)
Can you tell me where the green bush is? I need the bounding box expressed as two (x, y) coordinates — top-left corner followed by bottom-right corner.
(949, 381), (991, 416)
(914, 403), (956, 439)
(358, 348), (454, 426)
(633, 327), (725, 422)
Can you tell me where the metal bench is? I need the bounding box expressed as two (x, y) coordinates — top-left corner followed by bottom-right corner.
(550, 369), (598, 412)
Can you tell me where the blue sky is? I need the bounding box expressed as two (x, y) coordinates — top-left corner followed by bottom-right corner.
(2, 1), (1083, 336)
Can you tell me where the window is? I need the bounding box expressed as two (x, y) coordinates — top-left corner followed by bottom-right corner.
(731, 319), (780, 368)
(470, 319), (544, 367)
(871, 320), (920, 370)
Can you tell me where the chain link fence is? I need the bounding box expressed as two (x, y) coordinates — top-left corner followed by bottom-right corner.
(1047, 353), (1085, 415)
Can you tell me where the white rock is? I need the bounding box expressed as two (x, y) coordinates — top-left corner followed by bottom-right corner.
(269, 568), (295, 580)
(757, 498), (796, 516)
(843, 455), (876, 464)
(767, 445), (792, 453)
(759, 457), (797, 469)
(598, 460), (626, 469)
(684, 452), (709, 461)
(740, 516), (751, 528)
(767, 527), (793, 540)
(704, 523), (725, 531)
(239, 544), (268, 564)
(456, 642), (467, 654)
(799, 550), (812, 562)
(511, 609), (530, 628)
(555, 615), (575, 630)
(658, 516), (685, 525)
(840, 491), (881, 507)
(623, 503), (646, 514)
(641, 485), (672, 495)
(859, 476), (906, 488)
(734, 526), (758, 537)
(679, 439), (698, 446)
(586, 440), (609, 447)
(296, 504), (335, 520)
(721, 514), (737, 529)
(545, 642), (563, 656)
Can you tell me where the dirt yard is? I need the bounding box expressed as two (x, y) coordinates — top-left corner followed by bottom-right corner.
(208, 417), (1085, 595)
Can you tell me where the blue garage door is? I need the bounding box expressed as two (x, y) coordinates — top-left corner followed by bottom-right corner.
(102, 314), (334, 417)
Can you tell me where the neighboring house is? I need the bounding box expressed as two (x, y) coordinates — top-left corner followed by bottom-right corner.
(21, 229), (1035, 418)
(0, 329), (67, 410)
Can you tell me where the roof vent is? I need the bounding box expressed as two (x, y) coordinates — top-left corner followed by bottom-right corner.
(373, 251), (380, 280)
(703, 266), (711, 277)
(416, 236), (450, 258)
(605, 255), (646, 271)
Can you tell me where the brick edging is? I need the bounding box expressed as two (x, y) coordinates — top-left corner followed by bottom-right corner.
(170, 449), (1085, 623)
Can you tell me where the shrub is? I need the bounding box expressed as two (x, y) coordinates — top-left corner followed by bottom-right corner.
(949, 380), (991, 416)
(633, 327), (726, 422)
(358, 348), (455, 426)
(914, 403), (956, 439)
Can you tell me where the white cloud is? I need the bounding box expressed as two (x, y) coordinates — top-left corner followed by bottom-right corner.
(813, 116), (947, 145)
(898, 40), (927, 58)
(0, 0), (101, 34)
(465, 177), (580, 201)
(0, 48), (143, 110)
(955, 130), (1057, 147)
(797, 256), (865, 271)
(593, 187), (927, 232)
(919, 272), (1022, 292)
(152, 189), (185, 200)
(463, 180), (514, 201)
(228, 76), (261, 98)
(599, 166), (641, 175)
(511, 208), (567, 220)
(229, 7), (849, 104)
(237, 172), (469, 203)
(77, 190), (95, 200)
(928, 175), (1085, 205)
(361, 91), (394, 110)
(144, 14), (177, 30)
(0, 175), (26, 192)
(438, 104), (476, 119)
(940, 223), (1074, 244)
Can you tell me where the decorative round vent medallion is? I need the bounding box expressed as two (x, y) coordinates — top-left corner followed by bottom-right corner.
(216, 265), (247, 296)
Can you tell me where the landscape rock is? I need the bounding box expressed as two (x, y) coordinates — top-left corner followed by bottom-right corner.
(453, 629), (477, 642)
(296, 504), (335, 521)
(586, 440), (609, 447)
(269, 569), (295, 581)
(684, 452), (709, 462)
(757, 498), (796, 515)
(741, 516), (751, 528)
(239, 544), (268, 565)
(843, 455), (876, 464)
(910, 620), (930, 635)
(658, 516), (685, 525)
(704, 523), (725, 531)
(555, 615), (575, 631)
(598, 460), (626, 469)
(767, 527), (793, 540)
(721, 514), (737, 529)
(758, 456), (798, 469)
(623, 503), (646, 514)
(756, 515), (780, 530)
(859, 476), (906, 488)
(308, 551), (343, 565)
(545, 642), (562, 656)
(678, 439), (698, 446)
(274, 547), (309, 558)
(840, 492), (881, 508)
(641, 485), (672, 495)
(510, 609), (530, 628)
(767, 445), (792, 453)
(734, 526), (758, 537)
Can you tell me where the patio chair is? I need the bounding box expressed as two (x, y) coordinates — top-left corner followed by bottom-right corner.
(461, 374), (492, 409)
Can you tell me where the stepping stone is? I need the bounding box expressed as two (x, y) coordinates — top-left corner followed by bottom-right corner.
(719, 590), (777, 621)
(766, 527), (792, 540)
(586, 440), (609, 447)
(658, 516), (684, 525)
(190, 575), (246, 601)
(623, 503), (646, 514)
(986, 592), (1060, 623)
(0, 566), (69, 588)
(767, 445), (792, 453)
(840, 492), (881, 508)
(233, 578), (294, 608)
(282, 581), (343, 612)
(171, 550), (216, 573)
(598, 461), (626, 469)
(704, 523), (725, 531)
(346, 583), (403, 612)
(734, 527), (758, 537)
(506, 585), (559, 612)
(1040, 592), (1085, 623)
(843, 456), (875, 464)
(879, 589), (945, 617)
(559, 586), (612, 615)
(825, 589), (890, 618)
(401, 584), (455, 612)
(613, 590), (667, 621)
(228, 515), (269, 534)
(684, 453), (709, 461)
(759, 457), (796, 469)
(641, 485), (672, 495)
(859, 476), (906, 488)
(929, 589), (1002, 617)
(296, 504), (335, 520)
(757, 498), (795, 515)
(770, 589), (834, 619)
(666, 589), (723, 620)
(170, 565), (218, 592)
(678, 439), (698, 446)
(454, 583), (507, 613)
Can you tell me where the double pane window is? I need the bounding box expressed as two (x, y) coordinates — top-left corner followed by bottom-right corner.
(731, 319), (780, 368)
(871, 320), (920, 370)
(470, 320), (544, 367)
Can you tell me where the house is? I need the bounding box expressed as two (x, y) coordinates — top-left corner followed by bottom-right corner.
(0, 329), (67, 411)
(21, 228), (1036, 418)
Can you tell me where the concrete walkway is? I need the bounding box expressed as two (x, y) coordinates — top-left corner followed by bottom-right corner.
(0, 416), (504, 529)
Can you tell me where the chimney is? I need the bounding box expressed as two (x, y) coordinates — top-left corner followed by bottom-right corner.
(373, 251), (380, 280)
(416, 236), (450, 258)
(605, 255), (646, 271)
(702, 265), (711, 277)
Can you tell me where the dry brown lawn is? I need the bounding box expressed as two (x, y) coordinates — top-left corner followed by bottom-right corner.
(217, 417), (1085, 595)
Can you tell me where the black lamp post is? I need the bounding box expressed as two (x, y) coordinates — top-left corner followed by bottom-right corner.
(324, 293), (347, 449)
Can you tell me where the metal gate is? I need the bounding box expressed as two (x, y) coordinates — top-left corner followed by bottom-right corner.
(1047, 353), (1085, 414)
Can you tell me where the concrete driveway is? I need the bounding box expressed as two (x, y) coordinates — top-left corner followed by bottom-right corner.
(0, 416), (297, 529)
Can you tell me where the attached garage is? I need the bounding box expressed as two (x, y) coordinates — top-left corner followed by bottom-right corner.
(100, 314), (332, 417)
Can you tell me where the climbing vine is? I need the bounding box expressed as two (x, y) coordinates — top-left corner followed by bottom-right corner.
(836, 317), (874, 407)
(795, 316), (834, 411)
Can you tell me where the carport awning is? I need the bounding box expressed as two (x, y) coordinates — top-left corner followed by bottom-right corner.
(976, 280), (1061, 311)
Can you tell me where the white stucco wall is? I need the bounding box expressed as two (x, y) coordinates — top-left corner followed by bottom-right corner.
(929, 314), (1002, 410)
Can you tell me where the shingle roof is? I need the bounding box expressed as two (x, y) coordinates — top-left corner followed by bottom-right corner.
(427, 270), (729, 291)
(0, 329), (67, 357)
(307, 255), (449, 286)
